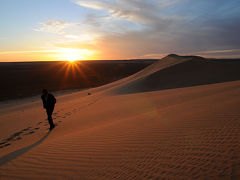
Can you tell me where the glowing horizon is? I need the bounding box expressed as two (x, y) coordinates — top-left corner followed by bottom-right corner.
(1, 0), (240, 62)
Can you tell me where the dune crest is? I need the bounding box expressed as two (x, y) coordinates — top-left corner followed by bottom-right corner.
(87, 54), (193, 95)
(112, 55), (240, 94)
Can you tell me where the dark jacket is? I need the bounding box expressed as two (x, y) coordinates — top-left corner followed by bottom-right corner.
(41, 93), (56, 109)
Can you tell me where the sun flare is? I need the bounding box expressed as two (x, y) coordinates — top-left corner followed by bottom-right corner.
(54, 48), (96, 61)
(68, 60), (76, 63)
(64, 54), (79, 62)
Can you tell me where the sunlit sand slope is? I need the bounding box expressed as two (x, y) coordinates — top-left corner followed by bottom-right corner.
(1, 55), (240, 179)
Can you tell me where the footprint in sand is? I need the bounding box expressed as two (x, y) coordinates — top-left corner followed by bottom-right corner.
(11, 137), (22, 142)
(0, 125), (43, 149)
(0, 143), (11, 149)
(0, 141), (7, 146)
(23, 131), (35, 135)
(22, 127), (31, 131)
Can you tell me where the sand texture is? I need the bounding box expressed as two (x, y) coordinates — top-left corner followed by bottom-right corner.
(1, 55), (240, 179)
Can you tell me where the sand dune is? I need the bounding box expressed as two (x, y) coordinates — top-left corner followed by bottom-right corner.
(1, 55), (240, 179)
(114, 54), (240, 94)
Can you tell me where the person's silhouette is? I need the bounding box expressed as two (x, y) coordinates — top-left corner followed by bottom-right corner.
(41, 89), (56, 130)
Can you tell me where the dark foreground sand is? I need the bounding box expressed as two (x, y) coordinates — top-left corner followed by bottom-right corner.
(0, 55), (240, 179)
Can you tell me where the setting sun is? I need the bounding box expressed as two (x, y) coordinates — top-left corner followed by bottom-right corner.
(63, 54), (79, 62)
(55, 48), (96, 61)
(60, 48), (84, 61)
(68, 60), (76, 63)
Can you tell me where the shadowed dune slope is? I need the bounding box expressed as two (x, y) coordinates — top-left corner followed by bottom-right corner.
(114, 55), (240, 94)
(86, 54), (194, 95)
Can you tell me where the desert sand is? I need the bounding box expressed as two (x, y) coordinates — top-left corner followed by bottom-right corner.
(1, 55), (240, 179)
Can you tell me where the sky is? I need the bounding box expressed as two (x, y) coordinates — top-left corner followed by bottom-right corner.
(0, 0), (240, 62)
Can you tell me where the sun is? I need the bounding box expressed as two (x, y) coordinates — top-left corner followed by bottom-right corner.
(58, 48), (84, 62)
(64, 54), (79, 62)
(51, 48), (97, 61)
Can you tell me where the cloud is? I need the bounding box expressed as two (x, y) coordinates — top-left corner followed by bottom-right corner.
(196, 49), (240, 58)
(200, 49), (240, 54)
(41, 0), (239, 59)
(74, 0), (109, 10)
(0, 50), (53, 54)
(34, 19), (73, 34)
(73, 0), (186, 44)
(64, 35), (80, 39)
(74, 0), (183, 25)
(140, 53), (166, 59)
(53, 42), (96, 50)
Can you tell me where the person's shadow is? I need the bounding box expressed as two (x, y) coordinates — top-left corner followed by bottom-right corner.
(0, 131), (50, 166)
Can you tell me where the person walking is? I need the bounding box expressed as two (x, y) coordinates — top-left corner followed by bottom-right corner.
(41, 89), (56, 130)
